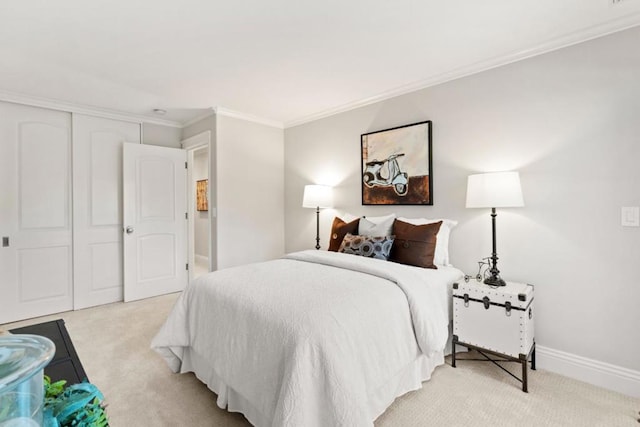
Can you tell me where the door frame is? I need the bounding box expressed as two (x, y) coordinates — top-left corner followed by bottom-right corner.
(181, 131), (212, 282)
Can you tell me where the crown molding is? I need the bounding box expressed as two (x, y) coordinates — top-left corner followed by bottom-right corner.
(0, 90), (183, 128)
(284, 15), (640, 128)
(0, 90), (285, 130)
(214, 107), (283, 129)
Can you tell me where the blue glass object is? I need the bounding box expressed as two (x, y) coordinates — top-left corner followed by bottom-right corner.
(0, 335), (55, 426)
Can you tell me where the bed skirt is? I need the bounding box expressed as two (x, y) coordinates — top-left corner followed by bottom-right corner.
(180, 347), (445, 427)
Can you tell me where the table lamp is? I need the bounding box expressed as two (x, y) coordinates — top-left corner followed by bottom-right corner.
(466, 171), (524, 287)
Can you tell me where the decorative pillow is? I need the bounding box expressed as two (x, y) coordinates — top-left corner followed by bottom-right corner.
(328, 217), (359, 252)
(389, 220), (442, 269)
(338, 233), (395, 260)
(397, 217), (457, 266)
(358, 216), (395, 237)
(362, 213), (396, 224)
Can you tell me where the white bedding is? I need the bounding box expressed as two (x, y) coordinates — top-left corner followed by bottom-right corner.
(151, 250), (463, 427)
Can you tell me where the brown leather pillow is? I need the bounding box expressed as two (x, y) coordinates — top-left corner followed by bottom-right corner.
(328, 217), (359, 252)
(389, 220), (442, 268)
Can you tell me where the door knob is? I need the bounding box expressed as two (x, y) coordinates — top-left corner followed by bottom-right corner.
(125, 226), (134, 234)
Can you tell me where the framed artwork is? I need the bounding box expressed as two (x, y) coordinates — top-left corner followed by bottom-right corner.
(361, 120), (432, 205)
(196, 179), (208, 211)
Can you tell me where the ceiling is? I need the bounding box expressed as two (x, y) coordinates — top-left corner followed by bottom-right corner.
(1, 0), (639, 128)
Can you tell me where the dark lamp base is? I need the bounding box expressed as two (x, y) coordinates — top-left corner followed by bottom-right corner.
(484, 276), (507, 287)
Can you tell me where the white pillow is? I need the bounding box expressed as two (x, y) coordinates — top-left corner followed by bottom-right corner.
(336, 212), (359, 223)
(397, 217), (458, 266)
(362, 213), (396, 224)
(359, 216), (395, 237)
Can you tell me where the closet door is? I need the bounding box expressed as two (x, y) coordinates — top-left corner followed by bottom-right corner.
(0, 102), (73, 323)
(72, 114), (140, 309)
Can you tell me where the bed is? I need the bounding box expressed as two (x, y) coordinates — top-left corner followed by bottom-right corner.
(152, 245), (463, 427)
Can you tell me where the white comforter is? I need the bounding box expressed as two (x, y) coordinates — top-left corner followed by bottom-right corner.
(151, 250), (463, 427)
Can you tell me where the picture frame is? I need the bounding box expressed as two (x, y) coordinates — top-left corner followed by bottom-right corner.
(361, 120), (433, 205)
(196, 179), (208, 211)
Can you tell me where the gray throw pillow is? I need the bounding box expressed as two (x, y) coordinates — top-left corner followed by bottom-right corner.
(338, 233), (395, 260)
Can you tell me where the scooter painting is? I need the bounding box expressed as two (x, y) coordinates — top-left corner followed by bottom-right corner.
(362, 153), (409, 196)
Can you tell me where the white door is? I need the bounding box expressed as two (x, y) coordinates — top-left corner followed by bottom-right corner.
(72, 114), (140, 309)
(0, 102), (73, 323)
(123, 143), (188, 302)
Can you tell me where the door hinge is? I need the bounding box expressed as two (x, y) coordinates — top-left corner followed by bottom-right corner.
(185, 161), (188, 169)
(186, 263), (189, 270)
(185, 212), (188, 219)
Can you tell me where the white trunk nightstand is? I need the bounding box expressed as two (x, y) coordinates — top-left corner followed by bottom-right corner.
(451, 280), (536, 392)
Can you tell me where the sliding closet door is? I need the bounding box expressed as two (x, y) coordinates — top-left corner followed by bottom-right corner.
(0, 102), (73, 323)
(72, 114), (140, 309)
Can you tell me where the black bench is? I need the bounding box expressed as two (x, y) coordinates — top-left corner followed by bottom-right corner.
(10, 319), (88, 385)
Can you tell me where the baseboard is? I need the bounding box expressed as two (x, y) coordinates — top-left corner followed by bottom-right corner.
(537, 345), (640, 398)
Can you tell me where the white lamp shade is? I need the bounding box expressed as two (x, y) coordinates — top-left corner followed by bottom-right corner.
(466, 171), (524, 208)
(302, 184), (333, 208)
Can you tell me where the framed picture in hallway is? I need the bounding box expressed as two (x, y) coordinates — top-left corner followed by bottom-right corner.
(361, 120), (432, 205)
(196, 179), (208, 211)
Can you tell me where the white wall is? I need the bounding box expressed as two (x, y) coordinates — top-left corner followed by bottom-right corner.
(193, 149), (209, 259)
(217, 114), (285, 269)
(142, 122), (182, 148)
(284, 26), (640, 386)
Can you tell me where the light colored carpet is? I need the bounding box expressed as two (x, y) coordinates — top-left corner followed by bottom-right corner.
(2, 293), (638, 426)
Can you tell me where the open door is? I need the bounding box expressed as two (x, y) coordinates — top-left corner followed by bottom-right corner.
(123, 143), (187, 302)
